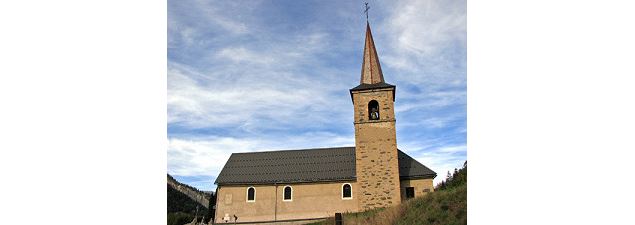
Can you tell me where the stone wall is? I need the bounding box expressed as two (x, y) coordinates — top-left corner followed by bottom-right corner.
(214, 181), (359, 224)
(400, 178), (435, 201)
(352, 88), (402, 210)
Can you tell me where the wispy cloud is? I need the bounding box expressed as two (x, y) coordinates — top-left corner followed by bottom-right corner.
(168, 132), (355, 184)
(168, 0), (466, 190)
(378, 0), (466, 83)
(404, 143), (467, 184)
(215, 47), (276, 64)
(168, 137), (256, 177)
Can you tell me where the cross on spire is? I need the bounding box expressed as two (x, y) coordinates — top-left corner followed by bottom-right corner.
(364, 2), (370, 21)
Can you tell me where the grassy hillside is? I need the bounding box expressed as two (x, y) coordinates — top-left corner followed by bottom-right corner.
(309, 161), (467, 225)
(397, 184), (466, 225)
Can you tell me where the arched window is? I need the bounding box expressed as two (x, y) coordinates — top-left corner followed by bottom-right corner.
(283, 186), (292, 201)
(246, 187), (255, 202)
(368, 100), (379, 120)
(342, 183), (352, 199)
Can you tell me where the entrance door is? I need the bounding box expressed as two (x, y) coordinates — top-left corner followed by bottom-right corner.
(405, 187), (415, 199)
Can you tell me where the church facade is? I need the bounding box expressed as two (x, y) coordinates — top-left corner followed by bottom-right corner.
(213, 23), (436, 224)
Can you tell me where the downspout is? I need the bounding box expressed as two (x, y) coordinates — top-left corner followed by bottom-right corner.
(274, 183), (278, 222)
(214, 186), (219, 224)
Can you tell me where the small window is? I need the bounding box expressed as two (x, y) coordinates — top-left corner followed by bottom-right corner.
(342, 183), (352, 199)
(283, 186), (292, 201)
(368, 100), (379, 120)
(246, 187), (255, 202)
(224, 194), (232, 205)
(423, 188), (430, 193)
(405, 187), (415, 199)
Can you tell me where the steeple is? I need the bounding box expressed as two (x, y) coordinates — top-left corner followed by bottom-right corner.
(350, 22), (402, 210)
(349, 22), (395, 104)
(360, 22), (385, 84)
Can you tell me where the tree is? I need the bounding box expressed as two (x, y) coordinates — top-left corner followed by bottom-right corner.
(436, 161), (467, 191)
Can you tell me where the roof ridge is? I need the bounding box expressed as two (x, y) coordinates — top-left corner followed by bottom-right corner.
(232, 146), (356, 154)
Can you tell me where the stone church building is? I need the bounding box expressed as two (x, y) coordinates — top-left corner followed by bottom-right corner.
(213, 23), (436, 224)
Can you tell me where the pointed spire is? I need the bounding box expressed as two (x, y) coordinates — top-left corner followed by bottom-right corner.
(360, 22), (385, 84)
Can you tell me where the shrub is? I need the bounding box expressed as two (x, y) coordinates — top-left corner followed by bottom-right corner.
(167, 212), (194, 225)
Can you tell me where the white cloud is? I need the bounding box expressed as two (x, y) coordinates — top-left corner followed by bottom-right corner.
(436, 145), (467, 153)
(396, 89), (466, 112)
(383, 0), (466, 56)
(167, 133), (355, 178)
(410, 144), (467, 185)
(167, 62), (349, 130)
(167, 21), (350, 131)
(167, 137), (258, 177)
(167, 0), (467, 190)
(379, 0), (466, 87)
(387, 0), (466, 57)
(216, 47), (276, 64)
(187, 0), (251, 35)
(376, 0), (467, 132)
(210, 15), (249, 35)
(168, 131), (462, 187)
(421, 116), (460, 129)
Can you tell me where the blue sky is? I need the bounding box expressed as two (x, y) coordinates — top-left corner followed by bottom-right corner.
(168, 0), (466, 191)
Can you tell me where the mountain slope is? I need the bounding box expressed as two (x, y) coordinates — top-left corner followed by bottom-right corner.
(167, 174), (211, 208)
(167, 174), (216, 225)
(167, 183), (208, 214)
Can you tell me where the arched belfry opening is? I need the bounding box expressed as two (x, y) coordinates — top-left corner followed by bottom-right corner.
(368, 100), (379, 120)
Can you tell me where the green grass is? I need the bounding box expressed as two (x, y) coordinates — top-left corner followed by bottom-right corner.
(397, 184), (466, 225)
(306, 207), (388, 225)
(308, 184), (467, 225)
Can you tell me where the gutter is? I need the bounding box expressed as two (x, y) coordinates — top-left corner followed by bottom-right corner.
(217, 178), (357, 186)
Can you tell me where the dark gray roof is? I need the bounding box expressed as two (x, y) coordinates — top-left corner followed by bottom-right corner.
(214, 147), (436, 185)
(349, 82), (396, 103)
(350, 82), (395, 92)
(397, 150), (437, 179)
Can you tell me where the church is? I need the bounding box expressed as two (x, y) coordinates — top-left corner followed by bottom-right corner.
(213, 22), (436, 224)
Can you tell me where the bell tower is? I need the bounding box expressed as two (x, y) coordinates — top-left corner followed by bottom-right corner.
(351, 22), (401, 210)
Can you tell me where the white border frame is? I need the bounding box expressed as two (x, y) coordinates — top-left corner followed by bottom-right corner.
(282, 185), (293, 202)
(341, 183), (353, 200)
(246, 186), (256, 202)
